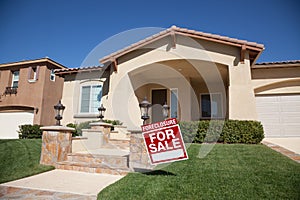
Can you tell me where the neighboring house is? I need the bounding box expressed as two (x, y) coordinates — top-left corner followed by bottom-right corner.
(0, 58), (66, 138)
(92, 25), (299, 137)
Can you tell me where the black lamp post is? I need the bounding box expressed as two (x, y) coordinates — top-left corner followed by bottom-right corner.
(54, 100), (65, 126)
(162, 102), (170, 120)
(98, 104), (106, 122)
(139, 97), (151, 125)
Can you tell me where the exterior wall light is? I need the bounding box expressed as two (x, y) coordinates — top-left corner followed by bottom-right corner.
(139, 97), (151, 125)
(54, 100), (65, 126)
(162, 102), (170, 119)
(98, 104), (106, 122)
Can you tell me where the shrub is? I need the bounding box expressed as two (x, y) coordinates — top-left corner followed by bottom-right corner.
(103, 119), (123, 126)
(18, 124), (42, 139)
(74, 119), (123, 134)
(179, 121), (199, 143)
(179, 120), (264, 144)
(66, 123), (80, 137)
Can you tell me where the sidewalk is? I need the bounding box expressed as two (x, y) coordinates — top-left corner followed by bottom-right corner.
(0, 169), (124, 199)
(262, 138), (300, 163)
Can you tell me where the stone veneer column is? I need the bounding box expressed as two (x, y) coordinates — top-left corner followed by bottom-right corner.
(40, 126), (74, 166)
(129, 130), (154, 171)
(89, 122), (113, 144)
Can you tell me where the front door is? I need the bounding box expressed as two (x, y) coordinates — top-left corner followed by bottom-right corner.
(151, 89), (167, 123)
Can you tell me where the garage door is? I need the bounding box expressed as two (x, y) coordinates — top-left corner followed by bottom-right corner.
(0, 111), (34, 139)
(256, 95), (300, 137)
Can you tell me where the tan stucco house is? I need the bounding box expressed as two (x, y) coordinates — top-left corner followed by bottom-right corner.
(0, 58), (66, 138)
(57, 26), (300, 138)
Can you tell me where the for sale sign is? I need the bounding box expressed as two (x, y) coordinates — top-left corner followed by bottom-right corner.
(142, 118), (188, 165)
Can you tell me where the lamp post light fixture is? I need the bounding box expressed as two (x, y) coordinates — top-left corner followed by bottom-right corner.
(98, 104), (106, 122)
(54, 100), (65, 126)
(162, 102), (170, 120)
(139, 97), (151, 125)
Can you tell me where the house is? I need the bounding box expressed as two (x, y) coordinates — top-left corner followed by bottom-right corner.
(0, 58), (66, 138)
(56, 26), (299, 138)
(55, 66), (108, 125)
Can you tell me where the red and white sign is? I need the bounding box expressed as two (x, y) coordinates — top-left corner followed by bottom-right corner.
(142, 118), (188, 165)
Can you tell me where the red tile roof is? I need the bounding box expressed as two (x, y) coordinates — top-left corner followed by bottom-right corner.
(54, 65), (103, 75)
(0, 57), (67, 69)
(255, 60), (300, 65)
(100, 25), (265, 64)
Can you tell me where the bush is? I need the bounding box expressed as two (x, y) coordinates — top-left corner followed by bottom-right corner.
(18, 124), (42, 139)
(179, 120), (264, 144)
(72, 119), (123, 135)
(66, 123), (80, 137)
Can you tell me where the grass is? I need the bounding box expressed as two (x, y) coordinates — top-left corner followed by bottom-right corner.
(98, 144), (300, 200)
(0, 139), (54, 184)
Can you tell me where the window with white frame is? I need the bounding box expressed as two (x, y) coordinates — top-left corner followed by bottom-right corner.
(200, 93), (223, 118)
(80, 85), (102, 113)
(11, 70), (20, 88)
(170, 88), (178, 118)
(50, 69), (55, 81)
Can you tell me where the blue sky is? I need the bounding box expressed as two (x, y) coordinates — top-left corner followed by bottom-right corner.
(0, 0), (299, 68)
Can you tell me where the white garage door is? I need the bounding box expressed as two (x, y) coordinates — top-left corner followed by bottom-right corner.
(256, 95), (300, 137)
(0, 111), (34, 139)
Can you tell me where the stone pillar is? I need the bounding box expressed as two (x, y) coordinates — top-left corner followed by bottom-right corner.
(40, 126), (74, 166)
(129, 130), (154, 172)
(89, 122), (113, 143)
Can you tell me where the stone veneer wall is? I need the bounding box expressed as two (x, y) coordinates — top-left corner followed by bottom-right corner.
(129, 130), (154, 171)
(40, 127), (73, 166)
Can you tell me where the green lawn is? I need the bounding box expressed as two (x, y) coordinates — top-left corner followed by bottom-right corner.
(0, 139), (54, 184)
(98, 144), (300, 200)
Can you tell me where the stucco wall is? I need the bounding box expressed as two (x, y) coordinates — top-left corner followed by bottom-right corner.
(252, 66), (300, 95)
(0, 63), (64, 125)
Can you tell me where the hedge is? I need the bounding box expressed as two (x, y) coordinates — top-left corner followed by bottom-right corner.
(18, 124), (42, 139)
(179, 120), (264, 144)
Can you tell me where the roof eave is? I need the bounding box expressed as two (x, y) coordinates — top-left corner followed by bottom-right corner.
(0, 58), (67, 69)
(99, 26), (264, 64)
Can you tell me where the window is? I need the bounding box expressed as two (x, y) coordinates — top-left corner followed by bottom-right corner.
(11, 71), (19, 88)
(170, 88), (178, 118)
(80, 85), (102, 113)
(50, 69), (55, 81)
(200, 93), (223, 118)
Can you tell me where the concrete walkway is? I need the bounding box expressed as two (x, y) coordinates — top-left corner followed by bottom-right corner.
(0, 169), (124, 199)
(263, 137), (300, 155)
(262, 137), (300, 163)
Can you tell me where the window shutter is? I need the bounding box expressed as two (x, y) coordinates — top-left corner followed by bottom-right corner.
(36, 66), (40, 80)
(27, 67), (32, 80)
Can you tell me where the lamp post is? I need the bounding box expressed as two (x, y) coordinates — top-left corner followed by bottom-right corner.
(98, 104), (106, 122)
(139, 97), (151, 125)
(162, 102), (170, 120)
(54, 100), (65, 126)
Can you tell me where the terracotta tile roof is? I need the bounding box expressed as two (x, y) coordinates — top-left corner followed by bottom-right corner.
(54, 65), (103, 75)
(100, 25), (265, 64)
(252, 60), (300, 69)
(0, 57), (67, 69)
(255, 60), (300, 65)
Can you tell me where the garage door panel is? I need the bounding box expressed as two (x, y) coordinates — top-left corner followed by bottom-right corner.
(256, 95), (300, 137)
(281, 104), (300, 111)
(283, 125), (299, 137)
(281, 114), (300, 123)
(0, 112), (34, 139)
(258, 114), (280, 123)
